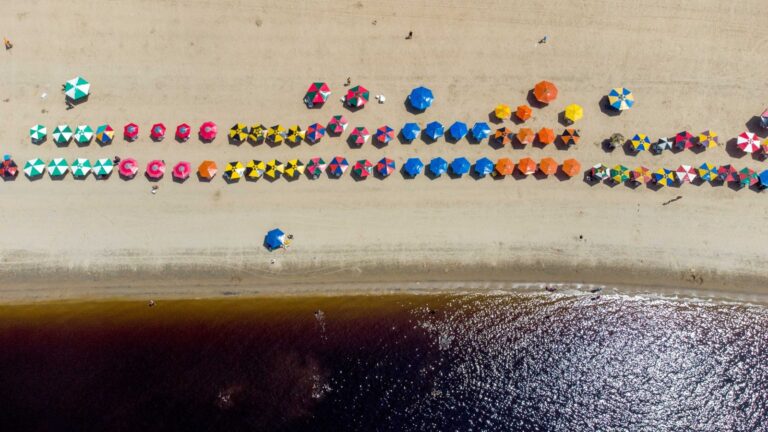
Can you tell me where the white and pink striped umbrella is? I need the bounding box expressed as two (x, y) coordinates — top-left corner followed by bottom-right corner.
(675, 164), (697, 183)
(736, 131), (761, 153)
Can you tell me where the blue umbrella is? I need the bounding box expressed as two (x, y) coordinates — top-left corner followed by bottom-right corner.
(448, 121), (468, 141)
(264, 228), (285, 250)
(424, 121), (444, 141)
(408, 86), (434, 111)
(403, 158), (424, 177)
(474, 157), (494, 177)
(759, 170), (768, 188)
(429, 157), (448, 177)
(401, 122), (421, 141)
(471, 122), (491, 141)
(450, 157), (471, 176)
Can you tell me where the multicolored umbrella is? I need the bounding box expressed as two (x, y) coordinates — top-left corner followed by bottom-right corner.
(631, 133), (651, 152)
(352, 159), (372, 179)
(306, 123), (326, 144)
(23, 158), (45, 178)
(448, 121), (468, 141)
(264, 160), (284, 180)
(198, 160), (218, 180)
(718, 164), (738, 183)
(376, 157), (395, 177)
(516, 105), (532, 122)
(265, 228), (285, 250)
(494, 104), (512, 120)
(424, 121), (444, 141)
(327, 115), (348, 135)
(517, 128), (535, 145)
(96, 124), (114, 144)
(533, 81), (558, 104)
(564, 104), (583, 123)
(450, 157), (471, 176)
(539, 158), (558, 176)
(47, 158), (68, 177)
(118, 158), (138, 178)
(229, 123), (248, 142)
(429, 157), (448, 177)
(494, 158), (515, 176)
(29, 124), (46, 142)
(176, 123), (191, 141)
(652, 168), (675, 186)
(471, 122), (491, 141)
(304, 82), (331, 107)
(403, 158), (424, 177)
(474, 157), (494, 177)
(375, 125), (395, 144)
(328, 156), (349, 177)
(675, 164), (697, 183)
(74, 125), (94, 144)
(124, 123), (139, 141)
(267, 124), (286, 145)
(537, 127), (555, 145)
(146, 159), (166, 180)
(350, 126), (370, 146)
(401, 123), (421, 141)
(150, 123), (166, 141)
(590, 163), (610, 181)
(71, 158), (92, 178)
(607, 87), (634, 111)
(248, 124), (265, 143)
(345, 85), (369, 108)
(224, 161), (245, 181)
(736, 131), (760, 153)
(408, 86), (434, 111)
(674, 131), (695, 151)
(0, 159), (18, 178)
(93, 158), (114, 177)
(739, 167), (758, 188)
(284, 159), (305, 180)
(652, 137), (672, 154)
(172, 161), (191, 180)
(561, 159), (581, 178)
(697, 130), (718, 149)
(697, 162), (717, 182)
(64, 76), (90, 102)
(494, 127), (513, 146)
(199, 121), (217, 141)
(52, 124), (73, 145)
(630, 166), (651, 184)
(286, 125), (305, 145)
(246, 160), (265, 180)
(306, 158), (327, 179)
(561, 128), (580, 146)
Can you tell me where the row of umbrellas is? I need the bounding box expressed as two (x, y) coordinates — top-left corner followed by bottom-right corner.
(616, 131), (764, 154)
(588, 163), (768, 188)
(494, 103), (583, 124)
(29, 122), (213, 145)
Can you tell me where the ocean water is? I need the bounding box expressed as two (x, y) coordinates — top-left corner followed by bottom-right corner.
(0, 292), (765, 431)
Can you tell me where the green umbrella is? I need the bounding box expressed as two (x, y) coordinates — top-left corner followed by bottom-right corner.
(23, 158), (45, 177)
(610, 164), (630, 183)
(71, 158), (92, 178)
(93, 158), (114, 177)
(52, 125), (73, 145)
(73, 125), (94, 144)
(29, 124), (47, 142)
(47, 158), (69, 177)
(64, 76), (90, 101)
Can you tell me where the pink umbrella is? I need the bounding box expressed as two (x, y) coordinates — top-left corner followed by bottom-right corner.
(146, 159), (166, 179)
(124, 123), (139, 141)
(675, 164), (697, 183)
(150, 123), (166, 141)
(737, 131), (761, 153)
(176, 123), (191, 141)
(199, 121), (217, 141)
(173, 161), (191, 180)
(118, 158), (139, 178)
(349, 126), (370, 146)
(327, 115), (348, 135)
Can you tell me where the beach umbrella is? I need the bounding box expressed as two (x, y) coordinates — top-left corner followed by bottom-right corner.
(117, 158), (138, 178)
(590, 163), (610, 181)
(429, 157), (448, 177)
(448, 121), (468, 141)
(71, 158), (92, 178)
(246, 159), (266, 180)
(146, 159), (166, 180)
(199, 121), (217, 141)
(248, 124), (265, 143)
(631, 133), (651, 152)
(267, 124), (286, 145)
(96, 124), (114, 144)
(494, 158), (515, 176)
(516, 105), (532, 122)
(306, 123), (326, 143)
(403, 158), (424, 177)
(176, 123), (191, 142)
(517, 128), (535, 145)
(652, 168), (675, 186)
(494, 127), (513, 146)
(607, 87), (634, 111)
(494, 104), (512, 120)
(697, 130), (718, 149)
(64, 76), (90, 102)
(539, 158), (558, 176)
(23, 158), (45, 178)
(198, 160), (218, 180)
(631, 166), (652, 184)
(718, 164), (737, 183)
(29, 124), (46, 142)
(564, 104), (583, 123)
(759, 170), (768, 188)
(229, 123), (248, 142)
(761, 108), (768, 128)
(46, 158), (69, 177)
(675, 164), (697, 184)
(537, 127), (555, 145)
(328, 156), (349, 177)
(74, 125), (94, 144)
(223, 161), (245, 181)
(450, 157), (471, 176)
(561, 159), (581, 178)
(52, 124), (73, 145)
(471, 122), (491, 141)
(304, 82), (331, 107)
(286, 125), (305, 145)
(306, 157), (327, 179)
(533, 81), (558, 104)
(350, 126), (370, 146)
(474, 157), (494, 177)
(124, 123), (139, 141)
(652, 137), (672, 154)
(93, 158), (114, 177)
(150, 123), (166, 141)
(674, 131), (695, 151)
(327, 115), (348, 134)
(408, 86), (434, 111)
(264, 159), (284, 180)
(375, 157), (395, 177)
(401, 123), (421, 141)
(0, 159), (18, 178)
(265, 228), (285, 250)
(424, 121), (444, 141)
(352, 159), (372, 179)
(561, 128), (580, 146)
(517, 157), (536, 176)
(739, 167), (758, 188)
(697, 162), (718, 182)
(610, 164), (630, 183)
(284, 159), (305, 180)
(736, 131), (760, 153)
(172, 161), (191, 180)
(345, 85), (369, 108)
(375, 125), (395, 144)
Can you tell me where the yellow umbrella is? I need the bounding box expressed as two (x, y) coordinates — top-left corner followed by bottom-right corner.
(228, 123), (248, 142)
(564, 104), (583, 123)
(494, 104), (512, 120)
(286, 125), (305, 145)
(284, 159), (305, 179)
(246, 159), (265, 179)
(698, 130), (718, 148)
(249, 124), (265, 142)
(224, 161), (245, 181)
(267, 125), (286, 145)
(264, 159), (284, 180)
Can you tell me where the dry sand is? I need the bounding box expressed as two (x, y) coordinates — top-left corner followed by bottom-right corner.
(1, 0), (767, 303)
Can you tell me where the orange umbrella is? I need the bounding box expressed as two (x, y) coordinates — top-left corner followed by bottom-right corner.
(494, 127), (513, 146)
(561, 159), (581, 177)
(533, 81), (558, 104)
(495, 158), (515, 176)
(539, 157), (558, 175)
(517, 128), (535, 145)
(516, 105), (532, 122)
(198, 160), (218, 179)
(537, 127), (555, 145)
(517, 157), (536, 175)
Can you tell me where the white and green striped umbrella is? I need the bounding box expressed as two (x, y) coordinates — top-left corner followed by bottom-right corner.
(71, 158), (92, 178)
(93, 158), (114, 177)
(64, 76), (90, 101)
(47, 158), (69, 177)
(73, 125), (94, 144)
(29, 124), (47, 142)
(23, 158), (45, 177)
(52, 125), (73, 144)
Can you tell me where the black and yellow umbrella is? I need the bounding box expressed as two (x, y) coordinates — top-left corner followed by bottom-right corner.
(229, 123), (249, 142)
(284, 159), (305, 180)
(286, 125), (305, 145)
(249, 124), (265, 143)
(264, 159), (284, 180)
(246, 159), (265, 180)
(224, 161), (245, 181)
(267, 125), (286, 145)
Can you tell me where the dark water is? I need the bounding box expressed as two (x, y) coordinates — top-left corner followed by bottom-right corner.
(0, 293), (766, 431)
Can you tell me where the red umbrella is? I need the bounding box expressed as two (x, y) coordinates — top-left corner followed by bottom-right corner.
(118, 158), (139, 178)
(674, 131), (695, 150)
(150, 123), (166, 141)
(0, 159), (18, 178)
(352, 159), (373, 179)
(199, 121), (217, 141)
(350, 127), (370, 146)
(717, 164), (738, 182)
(176, 123), (191, 141)
(533, 81), (558, 104)
(124, 123), (139, 141)
(173, 161), (191, 180)
(146, 159), (166, 179)
(327, 115), (348, 135)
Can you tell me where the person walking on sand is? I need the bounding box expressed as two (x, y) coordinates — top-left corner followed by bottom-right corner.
(405, 31), (413, 40)
(3, 38), (12, 50)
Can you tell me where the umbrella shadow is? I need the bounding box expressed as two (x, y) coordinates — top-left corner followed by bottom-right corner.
(75, 139), (92, 148)
(224, 175), (241, 184)
(487, 111), (503, 125)
(247, 136), (264, 146)
(646, 181), (662, 191)
(598, 96), (621, 117)
(397, 130), (414, 145)
(372, 139), (389, 149)
(172, 176), (188, 184)
(488, 138), (506, 150)
(725, 138), (745, 158)
(582, 172), (600, 187)
(31, 138), (46, 146)
(342, 103), (365, 113)
(555, 170), (572, 182)
(400, 166), (420, 179)
(403, 98), (425, 115)
(346, 135), (363, 149)
(26, 174), (44, 182)
(285, 139), (302, 148)
(557, 111), (574, 127)
(55, 140), (71, 148)
(621, 140), (637, 156)
(746, 116), (767, 138)
(601, 138), (617, 153)
(196, 173), (213, 183)
(526, 90), (547, 109)
(554, 136), (574, 151)
(420, 132), (438, 144)
(511, 170), (528, 181)
(66, 94), (90, 106)
(198, 133), (215, 143)
(119, 173), (136, 181)
(2, 174), (18, 182)
(228, 136), (244, 146)
(624, 180), (641, 190)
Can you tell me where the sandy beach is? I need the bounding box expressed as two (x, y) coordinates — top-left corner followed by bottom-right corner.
(1, 0), (767, 303)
